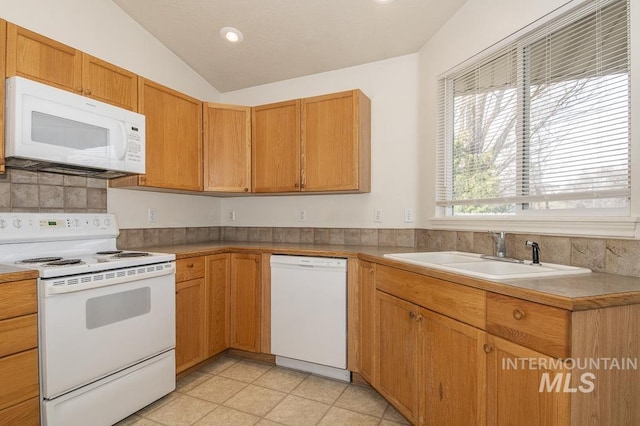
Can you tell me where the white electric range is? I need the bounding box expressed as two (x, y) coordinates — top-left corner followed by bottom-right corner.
(0, 213), (176, 426)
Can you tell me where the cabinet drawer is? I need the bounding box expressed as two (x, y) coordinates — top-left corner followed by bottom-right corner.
(0, 280), (37, 321)
(0, 396), (40, 426)
(375, 265), (486, 329)
(0, 349), (39, 411)
(176, 257), (205, 282)
(0, 314), (37, 358)
(487, 292), (570, 358)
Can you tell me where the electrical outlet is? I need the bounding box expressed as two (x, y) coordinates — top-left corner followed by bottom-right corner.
(227, 209), (236, 221)
(297, 209), (306, 222)
(373, 208), (382, 223)
(147, 208), (157, 223)
(404, 208), (415, 223)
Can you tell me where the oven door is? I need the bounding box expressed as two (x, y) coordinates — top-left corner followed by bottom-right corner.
(39, 270), (175, 399)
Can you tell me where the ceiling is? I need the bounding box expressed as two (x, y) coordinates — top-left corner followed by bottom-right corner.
(113, 0), (467, 93)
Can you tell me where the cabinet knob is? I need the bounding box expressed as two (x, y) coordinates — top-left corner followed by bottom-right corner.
(513, 309), (526, 320)
(244, 187), (249, 192)
(84, 88), (92, 95)
(408, 311), (423, 322)
(187, 263), (194, 268)
(483, 344), (493, 354)
(294, 182), (299, 188)
(76, 87), (83, 93)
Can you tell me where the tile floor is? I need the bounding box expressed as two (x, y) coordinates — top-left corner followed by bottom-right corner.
(116, 355), (409, 426)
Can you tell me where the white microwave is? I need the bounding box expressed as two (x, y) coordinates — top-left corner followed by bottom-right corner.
(5, 76), (145, 178)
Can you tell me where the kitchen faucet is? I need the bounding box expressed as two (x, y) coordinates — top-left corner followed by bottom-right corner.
(491, 231), (507, 258)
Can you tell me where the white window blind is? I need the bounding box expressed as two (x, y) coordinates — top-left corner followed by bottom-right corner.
(436, 0), (630, 216)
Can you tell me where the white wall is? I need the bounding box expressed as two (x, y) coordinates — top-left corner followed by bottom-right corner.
(221, 54), (420, 228)
(0, 0), (225, 229)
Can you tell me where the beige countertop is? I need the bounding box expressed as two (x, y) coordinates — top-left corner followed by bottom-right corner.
(141, 242), (640, 311)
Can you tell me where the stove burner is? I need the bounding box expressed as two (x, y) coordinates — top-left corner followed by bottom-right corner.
(46, 259), (83, 266)
(18, 257), (63, 264)
(96, 251), (123, 255)
(113, 252), (151, 258)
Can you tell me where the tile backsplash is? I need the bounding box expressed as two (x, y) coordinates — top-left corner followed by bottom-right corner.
(2, 168), (632, 277)
(0, 168), (107, 212)
(118, 225), (640, 278)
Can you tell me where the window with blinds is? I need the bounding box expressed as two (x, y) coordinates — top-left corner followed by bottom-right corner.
(436, 0), (630, 216)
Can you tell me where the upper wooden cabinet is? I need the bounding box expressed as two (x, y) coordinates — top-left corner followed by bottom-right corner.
(204, 103), (252, 192)
(5, 23), (137, 111)
(81, 54), (138, 111)
(252, 90), (371, 194)
(302, 90), (371, 192)
(125, 79), (203, 191)
(252, 100), (301, 192)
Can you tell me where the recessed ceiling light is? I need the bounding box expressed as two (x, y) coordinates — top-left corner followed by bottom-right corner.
(373, 0), (395, 4)
(220, 27), (244, 44)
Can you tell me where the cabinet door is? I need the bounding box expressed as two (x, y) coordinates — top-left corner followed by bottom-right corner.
(358, 261), (375, 383)
(205, 254), (230, 357)
(230, 253), (262, 352)
(175, 278), (206, 374)
(302, 90), (371, 192)
(252, 100), (301, 192)
(203, 103), (251, 192)
(0, 349), (39, 412)
(375, 291), (422, 424)
(486, 335), (570, 426)
(6, 23), (82, 92)
(424, 310), (486, 426)
(82, 54), (138, 111)
(139, 79), (203, 191)
(0, 20), (6, 174)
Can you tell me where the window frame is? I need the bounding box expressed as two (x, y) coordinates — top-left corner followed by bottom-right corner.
(432, 0), (637, 238)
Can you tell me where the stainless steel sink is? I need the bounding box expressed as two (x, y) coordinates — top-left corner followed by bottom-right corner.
(383, 251), (591, 280)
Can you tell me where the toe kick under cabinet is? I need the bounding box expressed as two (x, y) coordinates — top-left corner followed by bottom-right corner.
(358, 261), (640, 426)
(0, 278), (40, 426)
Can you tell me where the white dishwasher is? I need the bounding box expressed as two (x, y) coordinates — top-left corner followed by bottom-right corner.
(270, 255), (349, 381)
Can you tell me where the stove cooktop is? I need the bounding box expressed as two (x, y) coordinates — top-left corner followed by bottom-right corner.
(0, 213), (176, 278)
(10, 250), (175, 278)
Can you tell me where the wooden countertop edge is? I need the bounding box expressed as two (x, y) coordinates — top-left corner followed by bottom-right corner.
(142, 243), (640, 311)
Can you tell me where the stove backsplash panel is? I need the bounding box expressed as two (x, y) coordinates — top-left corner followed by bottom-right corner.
(0, 168), (107, 213)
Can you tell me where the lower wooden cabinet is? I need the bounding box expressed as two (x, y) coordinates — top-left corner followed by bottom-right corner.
(358, 260), (375, 383)
(0, 278), (39, 425)
(485, 334), (570, 426)
(424, 310), (486, 426)
(205, 254), (230, 357)
(175, 274), (206, 374)
(229, 253), (262, 353)
(176, 252), (265, 373)
(375, 290), (422, 424)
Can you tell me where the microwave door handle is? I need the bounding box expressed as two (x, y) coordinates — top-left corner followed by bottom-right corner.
(115, 122), (128, 160)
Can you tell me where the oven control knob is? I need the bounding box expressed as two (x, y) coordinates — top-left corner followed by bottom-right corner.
(93, 218), (101, 227)
(13, 218), (22, 229)
(0, 219), (5, 229)
(104, 217), (111, 226)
